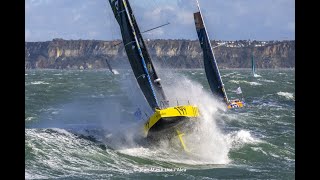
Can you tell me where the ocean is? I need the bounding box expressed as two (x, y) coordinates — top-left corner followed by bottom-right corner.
(25, 68), (295, 179)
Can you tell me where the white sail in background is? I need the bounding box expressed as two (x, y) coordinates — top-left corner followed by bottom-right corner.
(236, 87), (242, 94)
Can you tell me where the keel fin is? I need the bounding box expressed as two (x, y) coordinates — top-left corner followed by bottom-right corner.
(176, 129), (189, 152)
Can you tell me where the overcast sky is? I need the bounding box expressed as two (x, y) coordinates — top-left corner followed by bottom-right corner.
(25, 0), (295, 42)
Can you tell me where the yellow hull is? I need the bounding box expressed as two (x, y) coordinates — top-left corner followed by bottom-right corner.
(143, 105), (199, 138)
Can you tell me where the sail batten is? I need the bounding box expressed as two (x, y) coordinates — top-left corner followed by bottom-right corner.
(194, 10), (229, 104)
(109, 0), (167, 109)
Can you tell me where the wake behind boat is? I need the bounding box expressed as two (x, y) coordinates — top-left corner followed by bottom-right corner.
(193, 0), (244, 109)
(108, 0), (199, 150)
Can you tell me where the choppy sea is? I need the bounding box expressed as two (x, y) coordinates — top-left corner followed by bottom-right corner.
(25, 68), (295, 179)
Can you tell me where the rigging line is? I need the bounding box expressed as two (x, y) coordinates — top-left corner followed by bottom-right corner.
(112, 23), (170, 47)
(141, 22), (170, 33)
(112, 41), (122, 47)
(124, 41), (135, 47)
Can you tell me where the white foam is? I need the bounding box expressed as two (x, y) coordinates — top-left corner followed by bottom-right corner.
(229, 80), (261, 86)
(247, 168), (268, 172)
(258, 79), (275, 83)
(269, 153), (280, 158)
(277, 92), (294, 100)
(31, 81), (49, 85)
(284, 156), (295, 162)
(229, 80), (240, 84)
(221, 72), (237, 77)
(26, 128), (134, 178)
(25, 171), (49, 180)
(248, 82), (262, 86)
(118, 129), (262, 165)
(251, 147), (268, 155)
(226, 130), (262, 149)
(118, 147), (155, 159)
(25, 117), (35, 121)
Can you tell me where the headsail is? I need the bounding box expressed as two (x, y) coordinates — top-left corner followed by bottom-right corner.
(193, 2), (229, 104)
(105, 58), (114, 74)
(108, 0), (167, 109)
(235, 87), (242, 95)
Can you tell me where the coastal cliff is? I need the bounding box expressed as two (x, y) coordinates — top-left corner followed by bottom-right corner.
(25, 39), (295, 69)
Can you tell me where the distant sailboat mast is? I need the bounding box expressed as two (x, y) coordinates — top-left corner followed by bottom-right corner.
(251, 52), (256, 76)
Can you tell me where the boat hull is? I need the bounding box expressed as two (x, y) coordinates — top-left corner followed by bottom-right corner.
(227, 99), (245, 109)
(146, 116), (197, 142)
(143, 105), (199, 141)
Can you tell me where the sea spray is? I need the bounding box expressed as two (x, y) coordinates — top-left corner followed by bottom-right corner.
(162, 73), (231, 164)
(226, 130), (263, 149)
(149, 70), (261, 164)
(120, 70), (238, 164)
(98, 72), (156, 149)
(112, 69), (232, 164)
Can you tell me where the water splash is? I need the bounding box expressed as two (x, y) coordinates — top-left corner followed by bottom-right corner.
(116, 71), (232, 164)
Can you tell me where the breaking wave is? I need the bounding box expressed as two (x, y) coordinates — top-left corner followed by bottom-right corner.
(277, 92), (294, 100)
